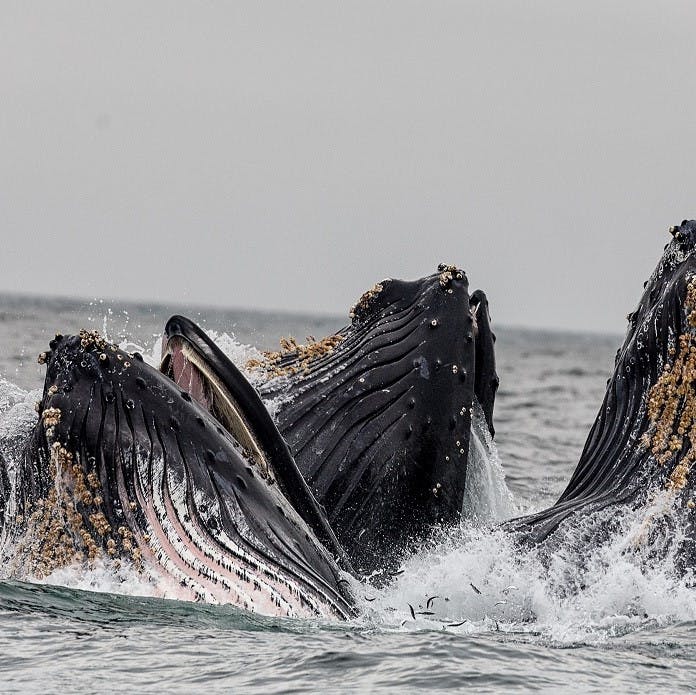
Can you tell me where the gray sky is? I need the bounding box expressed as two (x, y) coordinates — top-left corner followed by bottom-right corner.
(2, 1), (695, 333)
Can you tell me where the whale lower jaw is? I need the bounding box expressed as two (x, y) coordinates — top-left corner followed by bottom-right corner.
(124, 451), (349, 618)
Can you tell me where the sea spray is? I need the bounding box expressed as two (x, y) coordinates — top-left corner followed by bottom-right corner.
(361, 500), (696, 645)
(463, 399), (517, 524)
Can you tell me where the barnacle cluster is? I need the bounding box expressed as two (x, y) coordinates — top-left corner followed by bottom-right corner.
(642, 275), (696, 494)
(436, 264), (466, 297)
(246, 333), (344, 379)
(41, 407), (62, 439)
(78, 328), (111, 351)
(687, 278), (696, 328)
(41, 407), (61, 428)
(13, 443), (142, 578)
(437, 263), (462, 288)
(349, 282), (385, 320)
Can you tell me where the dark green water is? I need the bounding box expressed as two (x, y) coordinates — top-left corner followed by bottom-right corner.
(1, 579), (694, 694)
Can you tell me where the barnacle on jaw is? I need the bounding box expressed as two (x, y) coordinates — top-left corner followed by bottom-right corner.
(687, 279), (696, 327)
(246, 333), (344, 379)
(11, 444), (88, 577)
(643, 275), (696, 493)
(41, 407), (61, 429)
(79, 329), (110, 351)
(10, 443), (140, 578)
(87, 471), (100, 490)
(437, 263), (457, 288)
(349, 282), (385, 321)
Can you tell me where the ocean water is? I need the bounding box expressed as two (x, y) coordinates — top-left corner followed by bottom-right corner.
(1, 292), (694, 693)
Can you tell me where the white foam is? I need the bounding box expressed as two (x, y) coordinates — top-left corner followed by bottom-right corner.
(358, 497), (696, 644)
(35, 559), (161, 598)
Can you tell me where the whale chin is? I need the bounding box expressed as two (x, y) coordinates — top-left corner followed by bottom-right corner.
(511, 220), (696, 561)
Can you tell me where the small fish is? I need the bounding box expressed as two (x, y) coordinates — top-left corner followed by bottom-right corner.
(400, 619), (407, 627)
(494, 600), (507, 606)
(502, 585), (518, 594)
(408, 603), (416, 620)
(426, 595), (440, 609)
(470, 583), (481, 595)
(390, 569), (405, 577)
(447, 620), (467, 627)
(364, 596), (376, 602)
(416, 611), (435, 615)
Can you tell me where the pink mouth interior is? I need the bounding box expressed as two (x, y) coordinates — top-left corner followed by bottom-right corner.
(162, 338), (213, 412)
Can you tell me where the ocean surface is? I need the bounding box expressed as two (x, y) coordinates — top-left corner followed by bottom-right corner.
(0, 292), (694, 693)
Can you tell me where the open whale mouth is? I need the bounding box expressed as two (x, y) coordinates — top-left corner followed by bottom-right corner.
(159, 316), (352, 570)
(161, 337), (213, 411)
(160, 333), (272, 479)
(158, 269), (499, 574)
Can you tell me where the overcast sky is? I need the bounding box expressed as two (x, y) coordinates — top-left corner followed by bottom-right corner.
(2, 2), (695, 333)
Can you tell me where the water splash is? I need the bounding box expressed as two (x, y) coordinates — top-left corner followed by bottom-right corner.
(359, 497), (696, 645)
(34, 558), (161, 599)
(463, 399), (516, 524)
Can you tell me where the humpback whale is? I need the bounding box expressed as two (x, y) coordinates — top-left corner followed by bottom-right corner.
(5, 332), (354, 619)
(4, 220), (696, 621)
(162, 266), (499, 574)
(511, 220), (696, 561)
